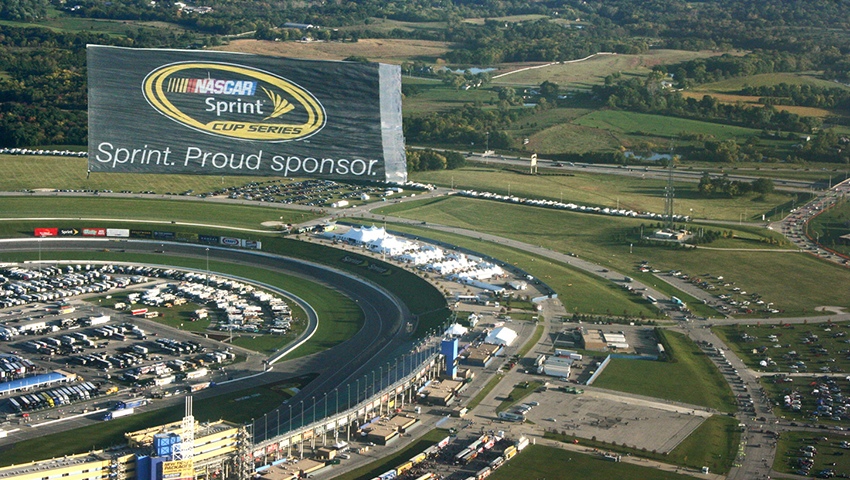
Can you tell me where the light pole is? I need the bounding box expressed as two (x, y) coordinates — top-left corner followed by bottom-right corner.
(379, 366), (383, 392)
(205, 247), (210, 286)
(288, 405), (292, 432)
(300, 400), (304, 428)
(311, 396), (316, 425)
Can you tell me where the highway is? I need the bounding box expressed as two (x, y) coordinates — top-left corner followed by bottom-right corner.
(450, 150), (824, 192)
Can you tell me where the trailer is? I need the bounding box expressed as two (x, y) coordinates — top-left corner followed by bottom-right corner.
(103, 407), (135, 420)
(115, 399), (147, 410)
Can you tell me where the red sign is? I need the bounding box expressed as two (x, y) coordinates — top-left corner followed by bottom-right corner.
(34, 228), (57, 237)
(82, 228), (106, 236)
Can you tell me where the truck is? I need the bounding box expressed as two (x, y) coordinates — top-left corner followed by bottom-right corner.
(115, 399), (147, 410)
(103, 407), (135, 420)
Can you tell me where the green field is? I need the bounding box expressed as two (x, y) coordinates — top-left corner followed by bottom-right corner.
(546, 414), (741, 474)
(593, 330), (736, 412)
(692, 72), (850, 94)
(807, 197), (850, 256)
(489, 444), (699, 480)
(408, 163), (797, 221)
(372, 196), (850, 316)
(573, 110), (763, 142)
(403, 77), (498, 114)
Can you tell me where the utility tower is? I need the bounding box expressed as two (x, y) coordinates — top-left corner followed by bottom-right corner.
(664, 153), (675, 230)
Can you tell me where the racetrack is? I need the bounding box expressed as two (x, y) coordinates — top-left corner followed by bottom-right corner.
(0, 238), (416, 444)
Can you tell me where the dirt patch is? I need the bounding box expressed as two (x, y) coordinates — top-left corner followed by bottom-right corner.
(213, 39), (453, 64)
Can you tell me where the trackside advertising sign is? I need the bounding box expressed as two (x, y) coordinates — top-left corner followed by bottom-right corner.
(87, 45), (407, 183)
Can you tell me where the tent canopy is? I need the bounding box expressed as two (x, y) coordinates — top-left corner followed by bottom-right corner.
(485, 326), (517, 346)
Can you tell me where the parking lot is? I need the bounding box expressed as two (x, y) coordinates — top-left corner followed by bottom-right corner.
(493, 386), (709, 454)
(0, 263), (278, 418)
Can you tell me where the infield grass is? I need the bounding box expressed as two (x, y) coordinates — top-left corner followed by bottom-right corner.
(594, 330), (736, 411)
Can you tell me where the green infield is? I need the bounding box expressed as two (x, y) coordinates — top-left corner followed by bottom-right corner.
(488, 444), (700, 480)
(593, 330), (736, 412)
(408, 163), (798, 222)
(545, 414), (741, 475)
(774, 431), (850, 478)
(0, 375), (314, 466)
(372, 196), (850, 316)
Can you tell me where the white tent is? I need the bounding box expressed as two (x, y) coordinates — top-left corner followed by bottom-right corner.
(338, 225), (388, 244)
(485, 326), (517, 346)
(446, 324), (468, 337)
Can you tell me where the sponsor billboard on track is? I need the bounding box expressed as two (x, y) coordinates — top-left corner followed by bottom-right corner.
(88, 45), (406, 183)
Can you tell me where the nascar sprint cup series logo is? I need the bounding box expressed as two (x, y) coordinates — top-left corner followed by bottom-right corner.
(142, 62), (326, 142)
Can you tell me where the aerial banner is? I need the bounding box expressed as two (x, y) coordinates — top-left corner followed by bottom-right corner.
(87, 45), (406, 183)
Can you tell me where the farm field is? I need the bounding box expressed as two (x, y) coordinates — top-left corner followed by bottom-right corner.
(402, 78), (498, 114)
(572, 110), (763, 142)
(593, 330), (736, 412)
(408, 162), (797, 221)
(373, 196), (850, 316)
(679, 91), (835, 118)
(214, 38), (454, 64)
(773, 431), (850, 478)
(491, 50), (727, 89)
(691, 73), (850, 93)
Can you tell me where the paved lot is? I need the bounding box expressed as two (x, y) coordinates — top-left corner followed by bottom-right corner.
(510, 388), (708, 453)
